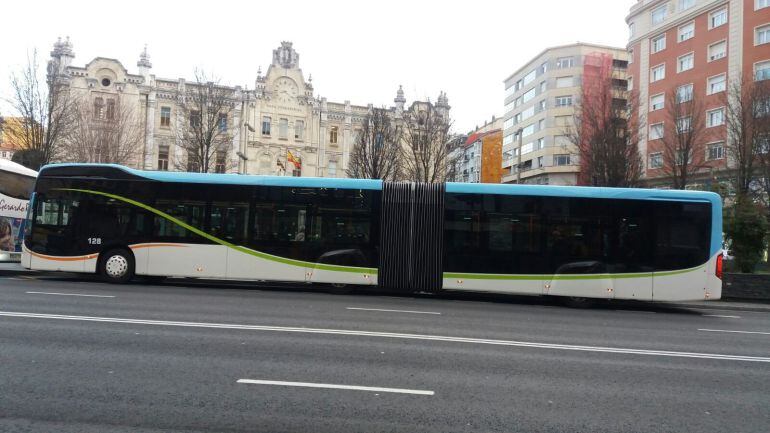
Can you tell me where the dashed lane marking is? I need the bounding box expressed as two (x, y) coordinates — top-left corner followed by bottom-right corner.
(237, 379), (434, 396)
(25, 291), (115, 298)
(0, 311), (769, 363)
(346, 307), (441, 315)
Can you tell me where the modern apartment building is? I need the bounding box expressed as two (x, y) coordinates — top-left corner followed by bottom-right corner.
(627, 0), (770, 186)
(502, 43), (629, 185)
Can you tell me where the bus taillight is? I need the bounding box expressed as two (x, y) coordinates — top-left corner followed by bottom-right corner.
(716, 253), (723, 280)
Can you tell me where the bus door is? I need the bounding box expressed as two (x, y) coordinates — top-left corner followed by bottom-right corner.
(610, 210), (653, 300)
(27, 194), (88, 272)
(225, 202), (310, 283)
(651, 201), (710, 301)
(304, 192), (376, 287)
(148, 199), (228, 279)
(544, 211), (614, 299)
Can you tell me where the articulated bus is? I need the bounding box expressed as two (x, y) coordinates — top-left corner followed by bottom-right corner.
(23, 164), (723, 302)
(0, 159), (37, 262)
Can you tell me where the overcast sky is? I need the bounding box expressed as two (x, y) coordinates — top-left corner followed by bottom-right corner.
(0, 0), (634, 133)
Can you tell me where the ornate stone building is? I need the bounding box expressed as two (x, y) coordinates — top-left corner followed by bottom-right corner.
(47, 38), (450, 177)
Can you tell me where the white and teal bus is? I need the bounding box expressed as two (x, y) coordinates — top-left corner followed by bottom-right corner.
(23, 163), (723, 302)
(0, 159), (37, 262)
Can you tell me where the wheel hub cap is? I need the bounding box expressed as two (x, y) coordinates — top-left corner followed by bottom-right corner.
(105, 255), (128, 278)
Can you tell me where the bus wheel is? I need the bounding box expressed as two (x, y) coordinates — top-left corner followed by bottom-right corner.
(100, 248), (135, 284)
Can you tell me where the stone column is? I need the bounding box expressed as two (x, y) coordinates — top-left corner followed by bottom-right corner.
(143, 92), (156, 170)
(342, 101), (352, 174)
(231, 103), (242, 174)
(318, 98), (328, 177)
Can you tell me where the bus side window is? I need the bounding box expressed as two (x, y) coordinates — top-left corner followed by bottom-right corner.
(35, 196), (79, 227)
(252, 204), (306, 243)
(252, 204), (275, 242)
(653, 202), (710, 270)
(155, 200), (205, 241)
(210, 202), (249, 243)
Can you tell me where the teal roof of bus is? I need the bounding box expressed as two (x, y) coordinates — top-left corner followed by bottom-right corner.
(40, 163), (721, 204)
(41, 163), (384, 190)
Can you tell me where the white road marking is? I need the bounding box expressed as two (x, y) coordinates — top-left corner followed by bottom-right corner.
(0, 311), (768, 363)
(346, 307), (441, 315)
(237, 379), (434, 396)
(699, 329), (770, 336)
(703, 315), (742, 319)
(25, 291), (115, 298)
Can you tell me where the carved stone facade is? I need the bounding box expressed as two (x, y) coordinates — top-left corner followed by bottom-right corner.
(48, 39), (450, 177)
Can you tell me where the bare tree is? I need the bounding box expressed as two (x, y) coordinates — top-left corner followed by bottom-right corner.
(6, 50), (73, 169)
(401, 105), (454, 183)
(62, 95), (143, 164)
(568, 73), (643, 187)
(175, 70), (235, 173)
(659, 88), (708, 189)
(347, 108), (402, 180)
(725, 75), (770, 197)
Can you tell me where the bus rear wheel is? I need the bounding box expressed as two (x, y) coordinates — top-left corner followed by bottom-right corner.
(100, 248), (135, 284)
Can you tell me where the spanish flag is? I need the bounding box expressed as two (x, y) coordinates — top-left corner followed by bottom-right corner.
(287, 150), (301, 169)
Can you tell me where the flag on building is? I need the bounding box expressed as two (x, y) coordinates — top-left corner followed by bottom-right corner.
(287, 150), (301, 169)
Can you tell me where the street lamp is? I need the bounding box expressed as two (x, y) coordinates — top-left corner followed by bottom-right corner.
(236, 151), (248, 175)
(240, 121), (255, 175)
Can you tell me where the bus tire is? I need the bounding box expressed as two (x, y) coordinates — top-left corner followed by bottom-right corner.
(99, 248), (135, 284)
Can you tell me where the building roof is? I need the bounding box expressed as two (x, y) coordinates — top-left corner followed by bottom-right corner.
(502, 42), (627, 83)
(464, 129), (501, 147)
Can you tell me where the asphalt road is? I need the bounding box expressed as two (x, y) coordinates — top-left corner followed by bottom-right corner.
(0, 275), (769, 433)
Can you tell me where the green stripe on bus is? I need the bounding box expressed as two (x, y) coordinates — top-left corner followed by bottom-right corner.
(57, 188), (376, 274)
(443, 264), (705, 281)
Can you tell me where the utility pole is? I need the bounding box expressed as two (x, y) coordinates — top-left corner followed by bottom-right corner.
(236, 151), (248, 174)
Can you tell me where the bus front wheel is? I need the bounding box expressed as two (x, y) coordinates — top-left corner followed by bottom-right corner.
(99, 248), (135, 284)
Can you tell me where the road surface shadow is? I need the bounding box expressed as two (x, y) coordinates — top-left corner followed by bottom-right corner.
(21, 272), (703, 315)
